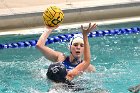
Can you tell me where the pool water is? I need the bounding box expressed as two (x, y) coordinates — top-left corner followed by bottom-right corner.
(0, 21), (140, 93)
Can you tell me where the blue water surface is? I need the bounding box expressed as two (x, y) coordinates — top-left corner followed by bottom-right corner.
(0, 21), (140, 93)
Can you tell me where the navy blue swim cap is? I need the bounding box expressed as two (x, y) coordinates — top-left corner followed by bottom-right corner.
(47, 62), (67, 83)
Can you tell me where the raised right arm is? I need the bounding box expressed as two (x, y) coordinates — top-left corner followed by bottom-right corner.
(36, 27), (65, 62)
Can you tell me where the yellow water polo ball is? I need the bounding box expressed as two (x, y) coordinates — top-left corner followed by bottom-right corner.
(43, 6), (64, 27)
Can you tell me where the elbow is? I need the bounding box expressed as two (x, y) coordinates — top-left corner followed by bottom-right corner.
(92, 66), (96, 72)
(36, 43), (43, 49)
(36, 43), (40, 48)
(86, 65), (96, 72)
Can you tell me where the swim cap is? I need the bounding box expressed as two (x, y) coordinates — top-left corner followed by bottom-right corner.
(69, 34), (84, 46)
(47, 62), (67, 83)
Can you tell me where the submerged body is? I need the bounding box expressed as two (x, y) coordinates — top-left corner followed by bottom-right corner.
(36, 23), (97, 91)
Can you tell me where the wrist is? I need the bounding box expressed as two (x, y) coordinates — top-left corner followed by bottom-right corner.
(45, 28), (52, 33)
(83, 34), (88, 38)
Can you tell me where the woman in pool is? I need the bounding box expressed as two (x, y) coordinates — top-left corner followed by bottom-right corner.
(36, 23), (96, 73)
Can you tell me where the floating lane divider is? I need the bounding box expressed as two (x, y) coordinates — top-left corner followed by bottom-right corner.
(0, 27), (140, 49)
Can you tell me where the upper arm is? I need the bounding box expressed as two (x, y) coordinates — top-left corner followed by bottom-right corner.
(36, 45), (64, 62)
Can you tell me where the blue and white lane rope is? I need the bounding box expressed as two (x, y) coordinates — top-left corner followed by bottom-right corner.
(0, 27), (140, 49)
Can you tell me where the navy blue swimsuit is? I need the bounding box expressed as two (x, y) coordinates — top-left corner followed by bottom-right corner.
(62, 57), (81, 71)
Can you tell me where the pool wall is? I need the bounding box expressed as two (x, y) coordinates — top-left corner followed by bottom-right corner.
(0, 1), (140, 33)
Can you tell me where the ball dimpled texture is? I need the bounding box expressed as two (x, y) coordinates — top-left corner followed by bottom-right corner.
(43, 6), (64, 27)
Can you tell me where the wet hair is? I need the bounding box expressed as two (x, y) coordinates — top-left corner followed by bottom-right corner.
(47, 62), (67, 83)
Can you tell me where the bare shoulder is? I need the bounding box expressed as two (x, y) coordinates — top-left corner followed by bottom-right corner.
(57, 52), (66, 62)
(86, 64), (96, 72)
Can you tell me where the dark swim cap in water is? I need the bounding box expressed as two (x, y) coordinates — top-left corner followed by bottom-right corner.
(47, 62), (67, 83)
(47, 63), (87, 91)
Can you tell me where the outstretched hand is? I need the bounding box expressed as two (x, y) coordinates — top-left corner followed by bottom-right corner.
(81, 23), (97, 35)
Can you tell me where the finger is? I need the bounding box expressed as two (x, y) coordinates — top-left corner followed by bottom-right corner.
(44, 21), (47, 26)
(55, 25), (59, 29)
(89, 23), (91, 28)
(87, 23), (91, 30)
(90, 23), (97, 31)
(81, 25), (84, 30)
(87, 23), (96, 32)
(92, 23), (97, 28)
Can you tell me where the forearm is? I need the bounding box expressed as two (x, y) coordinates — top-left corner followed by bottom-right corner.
(36, 29), (52, 47)
(68, 23), (96, 78)
(36, 28), (62, 62)
(83, 34), (90, 65)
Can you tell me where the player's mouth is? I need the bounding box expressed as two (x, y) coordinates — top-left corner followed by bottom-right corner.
(76, 51), (80, 54)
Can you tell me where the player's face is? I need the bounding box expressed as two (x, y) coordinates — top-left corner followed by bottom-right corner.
(70, 42), (84, 58)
